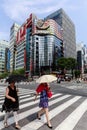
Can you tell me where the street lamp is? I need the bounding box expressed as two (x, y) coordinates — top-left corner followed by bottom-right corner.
(49, 53), (51, 73)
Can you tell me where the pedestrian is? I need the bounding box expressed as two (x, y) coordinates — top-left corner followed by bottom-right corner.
(2, 79), (21, 129)
(34, 82), (52, 129)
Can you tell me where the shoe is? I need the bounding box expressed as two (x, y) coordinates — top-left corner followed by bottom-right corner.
(47, 124), (53, 129)
(15, 124), (21, 129)
(4, 122), (8, 128)
(37, 113), (41, 120)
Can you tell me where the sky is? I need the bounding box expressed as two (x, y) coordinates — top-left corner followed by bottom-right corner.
(0, 0), (87, 45)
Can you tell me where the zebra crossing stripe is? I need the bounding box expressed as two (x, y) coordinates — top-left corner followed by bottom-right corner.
(21, 96), (81, 130)
(20, 93), (69, 109)
(0, 91), (61, 110)
(0, 97), (4, 100)
(0, 94), (32, 104)
(0, 93), (71, 129)
(55, 99), (87, 130)
(20, 93), (62, 103)
(0, 93), (34, 108)
(0, 93), (62, 117)
(0, 88), (35, 103)
(0, 89), (35, 98)
(0, 94), (5, 97)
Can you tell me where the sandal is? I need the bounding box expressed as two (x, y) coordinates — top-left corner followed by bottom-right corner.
(4, 122), (8, 128)
(37, 113), (41, 120)
(47, 124), (53, 129)
(15, 124), (21, 129)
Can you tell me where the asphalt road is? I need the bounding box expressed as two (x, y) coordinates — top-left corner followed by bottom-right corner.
(16, 80), (87, 97)
(0, 80), (87, 130)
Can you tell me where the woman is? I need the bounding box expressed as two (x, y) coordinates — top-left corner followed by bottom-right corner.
(3, 79), (20, 129)
(34, 83), (52, 129)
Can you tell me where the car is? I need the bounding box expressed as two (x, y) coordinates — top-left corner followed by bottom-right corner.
(65, 74), (72, 81)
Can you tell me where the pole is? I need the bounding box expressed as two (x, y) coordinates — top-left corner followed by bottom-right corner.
(49, 53), (51, 73)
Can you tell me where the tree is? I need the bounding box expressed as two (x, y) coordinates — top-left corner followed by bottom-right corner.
(0, 72), (9, 79)
(57, 57), (67, 74)
(12, 68), (25, 75)
(67, 58), (77, 78)
(57, 57), (77, 77)
(74, 70), (81, 79)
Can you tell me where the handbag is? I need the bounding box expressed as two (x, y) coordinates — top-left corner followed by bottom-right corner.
(47, 90), (53, 98)
(1, 103), (5, 112)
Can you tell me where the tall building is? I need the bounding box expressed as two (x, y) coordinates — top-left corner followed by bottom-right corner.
(5, 48), (10, 72)
(76, 42), (87, 74)
(16, 22), (26, 70)
(9, 23), (20, 72)
(16, 14), (63, 75)
(0, 40), (9, 74)
(45, 8), (76, 59)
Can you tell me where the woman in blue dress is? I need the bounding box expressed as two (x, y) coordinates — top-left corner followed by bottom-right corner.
(35, 83), (52, 129)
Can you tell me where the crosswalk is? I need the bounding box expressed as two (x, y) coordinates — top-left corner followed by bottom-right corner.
(0, 86), (87, 130)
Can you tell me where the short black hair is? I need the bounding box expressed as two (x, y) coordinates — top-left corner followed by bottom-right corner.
(9, 79), (15, 84)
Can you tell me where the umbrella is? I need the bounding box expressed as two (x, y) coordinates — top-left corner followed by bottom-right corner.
(6, 74), (27, 83)
(36, 74), (57, 83)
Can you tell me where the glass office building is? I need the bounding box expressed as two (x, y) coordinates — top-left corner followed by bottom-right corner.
(5, 48), (10, 72)
(45, 8), (76, 59)
(15, 14), (63, 75)
(32, 17), (63, 74)
(9, 23), (20, 72)
(0, 40), (9, 74)
(16, 22), (26, 70)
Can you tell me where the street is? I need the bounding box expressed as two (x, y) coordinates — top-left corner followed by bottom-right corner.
(0, 80), (87, 130)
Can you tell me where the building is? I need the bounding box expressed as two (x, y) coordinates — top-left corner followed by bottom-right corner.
(5, 48), (10, 72)
(16, 22), (26, 71)
(16, 14), (63, 75)
(45, 8), (76, 59)
(9, 23), (20, 72)
(0, 40), (9, 74)
(76, 42), (86, 75)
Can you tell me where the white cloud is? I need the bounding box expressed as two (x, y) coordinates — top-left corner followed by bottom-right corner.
(0, 31), (9, 41)
(1, 0), (87, 22)
(1, 0), (87, 43)
(1, 0), (70, 22)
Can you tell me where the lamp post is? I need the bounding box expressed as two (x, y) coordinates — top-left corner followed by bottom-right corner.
(39, 53), (42, 76)
(49, 53), (51, 73)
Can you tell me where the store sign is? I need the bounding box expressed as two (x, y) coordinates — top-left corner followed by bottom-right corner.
(36, 20), (50, 30)
(35, 30), (49, 34)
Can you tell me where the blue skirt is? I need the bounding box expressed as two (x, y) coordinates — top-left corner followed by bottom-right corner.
(39, 90), (48, 108)
(39, 100), (48, 108)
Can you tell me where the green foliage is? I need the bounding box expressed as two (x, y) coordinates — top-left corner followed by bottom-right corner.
(12, 68), (25, 75)
(67, 58), (77, 70)
(74, 70), (81, 78)
(57, 57), (77, 70)
(0, 72), (9, 79)
(57, 57), (67, 70)
(57, 57), (77, 77)
(0, 68), (25, 79)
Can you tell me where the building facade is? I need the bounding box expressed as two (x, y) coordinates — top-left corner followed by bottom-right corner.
(5, 48), (10, 72)
(9, 23), (20, 72)
(0, 40), (9, 74)
(76, 42), (87, 75)
(16, 14), (63, 75)
(45, 8), (76, 59)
